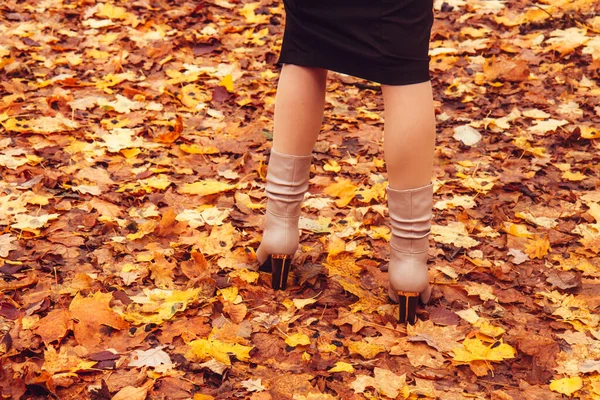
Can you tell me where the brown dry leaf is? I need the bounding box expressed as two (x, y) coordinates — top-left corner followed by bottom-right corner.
(407, 320), (466, 353)
(112, 380), (154, 400)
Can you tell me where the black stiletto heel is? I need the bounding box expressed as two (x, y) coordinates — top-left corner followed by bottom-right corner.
(397, 291), (419, 325)
(261, 254), (292, 290)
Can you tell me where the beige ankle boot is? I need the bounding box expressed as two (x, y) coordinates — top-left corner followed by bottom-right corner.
(256, 149), (312, 290)
(387, 183), (433, 324)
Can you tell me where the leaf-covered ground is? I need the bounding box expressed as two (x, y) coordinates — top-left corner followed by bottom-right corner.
(1, 0), (600, 399)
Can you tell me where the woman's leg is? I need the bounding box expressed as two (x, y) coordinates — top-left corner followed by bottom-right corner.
(381, 80), (436, 323)
(272, 64), (328, 155)
(382, 80), (435, 190)
(256, 64), (327, 289)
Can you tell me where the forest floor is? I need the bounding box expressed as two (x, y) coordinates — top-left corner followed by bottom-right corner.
(1, 0), (600, 399)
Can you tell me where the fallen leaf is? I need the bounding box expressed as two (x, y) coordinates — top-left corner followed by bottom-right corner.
(549, 376), (583, 396)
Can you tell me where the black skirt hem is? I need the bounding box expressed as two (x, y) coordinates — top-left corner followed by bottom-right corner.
(277, 52), (431, 86)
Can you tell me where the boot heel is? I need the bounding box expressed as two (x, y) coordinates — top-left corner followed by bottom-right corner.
(271, 254), (292, 290)
(397, 291), (419, 325)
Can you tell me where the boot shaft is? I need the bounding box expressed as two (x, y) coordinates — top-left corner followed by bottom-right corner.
(387, 184), (433, 253)
(264, 149), (312, 217)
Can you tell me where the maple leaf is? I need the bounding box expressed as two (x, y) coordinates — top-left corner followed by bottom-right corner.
(185, 338), (253, 366)
(431, 221), (480, 248)
(524, 236), (551, 259)
(68, 292), (128, 349)
(323, 178), (358, 207)
(42, 346), (97, 375)
(406, 320), (466, 353)
(546, 27), (589, 55)
(452, 338), (516, 376)
(351, 368), (407, 399)
(122, 288), (202, 325)
(129, 346), (173, 368)
(347, 340), (386, 359)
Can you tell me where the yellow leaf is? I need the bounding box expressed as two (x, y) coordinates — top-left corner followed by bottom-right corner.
(121, 148), (140, 158)
(186, 338), (253, 366)
(327, 235), (346, 258)
(42, 346), (97, 375)
(368, 225), (391, 241)
(323, 178), (357, 207)
(347, 340), (386, 359)
(562, 171), (586, 181)
(126, 220), (158, 241)
(513, 137), (548, 158)
(229, 269), (259, 284)
(475, 320), (506, 338)
(194, 395), (215, 400)
(179, 180), (236, 196)
(234, 192), (265, 210)
(580, 126), (600, 139)
(180, 143), (220, 155)
(98, 3), (129, 19)
(452, 338), (516, 363)
(503, 222), (534, 238)
(285, 333), (311, 347)
(329, 362), (355, 373)
(122, 288), (201, 325)
(239, 3), (270, 24)
(324, 253), (362, 277)
(323, 159), (341, 172)
(356, 183), (386, 203)
(219, 75), (234, 92)
(179, 84), (210, 109)
(455, 172), (497, 194)
(549, 376), (583, 397)
(302, 351), (311, 362)
(218, 286), (240, 303)
(140, 174), (172, 191)
(292, 296), (319, 310)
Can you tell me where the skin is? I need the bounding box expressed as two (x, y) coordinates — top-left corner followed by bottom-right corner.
(271, 65), (436, 190)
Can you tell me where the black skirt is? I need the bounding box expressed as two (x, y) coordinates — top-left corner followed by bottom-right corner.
(278, 0), (434, 85)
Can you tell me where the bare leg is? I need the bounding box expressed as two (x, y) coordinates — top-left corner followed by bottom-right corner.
(272, 64), (328, 155)
(382, 80), (435, 189)
(382, 80), (436, 320)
